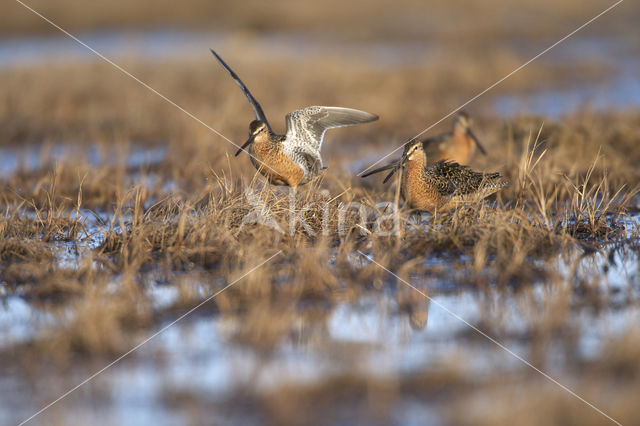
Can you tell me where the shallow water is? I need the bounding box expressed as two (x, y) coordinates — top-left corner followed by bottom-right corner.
(494, 37), (640, 116)
(0, 143), (166, 178)
(493, 71), (640, 117)
(1, 30), (638, 118)
(0, 30), (224, 67)
(0, 30), (434, 70)
(1, 214), (638, 424)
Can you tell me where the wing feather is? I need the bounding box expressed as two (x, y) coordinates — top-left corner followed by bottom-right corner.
(210, 49), (273, 133)
(284, 106), (378, 153)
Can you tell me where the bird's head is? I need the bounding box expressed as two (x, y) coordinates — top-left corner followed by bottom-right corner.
(453, 111), (487, 155)
(249, 120), (268, 137)
(402, 138), (425, 162)
(235, 120), (269, 156)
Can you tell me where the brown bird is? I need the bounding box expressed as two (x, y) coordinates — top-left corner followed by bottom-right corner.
(362, 139), (507, 214)
(422, 111), (487, 165)
(211, 50), (378, 189)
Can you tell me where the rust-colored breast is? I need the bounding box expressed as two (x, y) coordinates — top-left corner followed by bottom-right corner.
(401, 159), (449, 213)
(250, 140), (304, 187)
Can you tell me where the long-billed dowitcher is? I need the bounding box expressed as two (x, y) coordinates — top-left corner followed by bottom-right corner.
(210, 50), (378, 189)
(422, 111), (487, 165)
(362, 139), (507, 213)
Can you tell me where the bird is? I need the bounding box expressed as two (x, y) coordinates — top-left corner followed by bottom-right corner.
(210, 49), (378, 189)
(421, 111), (487, 165)
(361, 139), (507, 214)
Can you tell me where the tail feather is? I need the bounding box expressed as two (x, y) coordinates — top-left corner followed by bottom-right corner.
(482, 173), (509, 189)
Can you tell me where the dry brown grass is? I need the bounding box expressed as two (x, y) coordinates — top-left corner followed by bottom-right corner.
(1, 6), (640, 422)
(1, 121), (635, 347)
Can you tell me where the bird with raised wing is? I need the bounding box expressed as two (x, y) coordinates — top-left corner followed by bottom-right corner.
(361, 139), (507, 214)
(211, 50), (378, 189)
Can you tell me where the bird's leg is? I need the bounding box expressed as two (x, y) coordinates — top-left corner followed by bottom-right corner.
(414, 211), (423, 227)
(405, 210), (420, 230)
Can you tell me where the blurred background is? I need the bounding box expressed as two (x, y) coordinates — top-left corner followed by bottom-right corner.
(2, 0), (639, 143)
(1, 1), (640, 425)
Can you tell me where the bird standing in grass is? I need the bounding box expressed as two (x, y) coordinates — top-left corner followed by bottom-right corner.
(362, 139), (507, 214)
(422, 111), (487, 165)
(211, 50), (378, 189)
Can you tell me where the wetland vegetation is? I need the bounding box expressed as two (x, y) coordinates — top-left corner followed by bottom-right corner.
(1, 1), (640, 424)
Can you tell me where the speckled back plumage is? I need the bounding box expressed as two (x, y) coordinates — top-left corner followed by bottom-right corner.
(427, 161), (507, 197)
(362, 136), (505, 213)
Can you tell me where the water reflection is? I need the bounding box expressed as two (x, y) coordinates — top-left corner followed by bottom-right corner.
(2, 235), (639, 424)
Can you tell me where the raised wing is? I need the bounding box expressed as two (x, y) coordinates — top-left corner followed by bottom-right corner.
(210, 49), (273, 133)
(284, 106), (378, 153)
